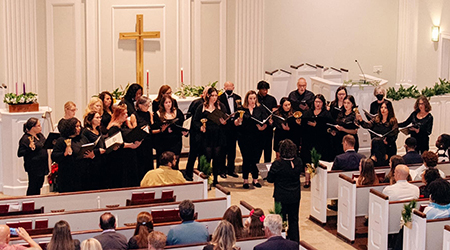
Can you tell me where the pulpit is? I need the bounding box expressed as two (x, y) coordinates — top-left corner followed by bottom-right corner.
(0, 107), (52, 196)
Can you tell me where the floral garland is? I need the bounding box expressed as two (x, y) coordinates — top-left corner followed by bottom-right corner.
(3, 92), (38, 105)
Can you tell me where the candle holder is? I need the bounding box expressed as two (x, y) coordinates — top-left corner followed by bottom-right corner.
(200, 118), (207, 129)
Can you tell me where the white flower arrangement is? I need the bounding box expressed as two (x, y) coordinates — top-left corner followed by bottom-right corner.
(3, 92), (38, 105)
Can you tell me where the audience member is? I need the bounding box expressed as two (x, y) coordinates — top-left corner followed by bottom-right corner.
(382, 165), (419, 201)
(331, 135), (364, 171)
(94, 212), (127, 250)
(402, 137), (423, 164)
(147, 231), (166, 250)
(357, 158), (379, 186)
(203, 220), (239, 250)
(128, 212), (154, 249)
(222, 205), (246, 239)
(166, 200), (209, 245)
(0, 225), (41, 250)
(140, 151), (186, 187)
(436, 134), (450, 162)
(47, 220), (80, 250)
(370, 138), (389, 167)
(419, 169), (442, 199)
(244, 208), (265, 237)
(411, 151), (445, 181)
(383, 155), (408, 184)
(253, 214), (298, 250)
(80, 238), (102, 250)
(424, 178), (450, 219)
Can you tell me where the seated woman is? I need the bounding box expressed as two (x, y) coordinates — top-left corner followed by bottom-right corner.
(383, 155), (408, 184)
(47, 220), (80, 250)
(419, 169), (442, 199)
(357, 158), (379, 186)
(203, 220), (239, 250)
(424, 178), (450, 219)
(244, 208), (265, 237)
(222, 205), (246, 239)
(128, 212), (154, 249)
(370, 138), (389, 167)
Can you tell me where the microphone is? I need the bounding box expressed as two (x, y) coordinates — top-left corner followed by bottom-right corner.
(355, 60), (367, 84)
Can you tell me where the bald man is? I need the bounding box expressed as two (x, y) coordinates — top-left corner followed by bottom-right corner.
(0, 225), (41, 250)
(287, 77), (314, 111)
(382, 164), (419, 201)
(218, 81), (241, 178)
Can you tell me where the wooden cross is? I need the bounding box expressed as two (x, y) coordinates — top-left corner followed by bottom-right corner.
(119, 14), (160, 87)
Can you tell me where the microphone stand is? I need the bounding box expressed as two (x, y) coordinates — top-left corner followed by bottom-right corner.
(355, 59), (367, 84)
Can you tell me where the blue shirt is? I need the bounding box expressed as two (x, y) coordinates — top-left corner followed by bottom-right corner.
(166, 221), (209, 245)
(424, 202), (450, 219)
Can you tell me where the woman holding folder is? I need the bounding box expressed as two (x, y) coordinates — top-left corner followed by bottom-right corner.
(272, 98), (299, 155)
(329, 95), (360, 155)
(193, 87), (227, 186)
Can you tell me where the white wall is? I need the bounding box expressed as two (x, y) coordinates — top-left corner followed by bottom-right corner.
(0, 0), (5, 86)
(263, 0), (399, 87)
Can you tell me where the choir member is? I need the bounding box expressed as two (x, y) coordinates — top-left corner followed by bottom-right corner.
(235, 90), (266, 189)
(369, 86), (391, 117)
(287, 77), (314, 112)
(130, 96), (155, 178)
(83, 97), (103, 119)
(398, 95), (433, 154)
(330, 95), (359, 155)
(329, 86), (347, 120)
(257, 81), (277, 163)
(120, 83), (143, 116)
(106, 104), (141, 188)
(17, 118), (49, 195)
(152, 85), (178, 113)
(217, 81), (241, 178)
(153, 96), (187, 168)
(273, 98), (299, 156)
(82, 111), (106, 190)
(185, 87), (210, 181)
(57, 101), (77, 132)
(193, 87), (227, 186)
(357, 100), (399, 158)
(51, 117), (86, 192)
(98, 91), (114, 133)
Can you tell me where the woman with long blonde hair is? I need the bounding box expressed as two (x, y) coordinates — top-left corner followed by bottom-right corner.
(203, 220), (239, 250)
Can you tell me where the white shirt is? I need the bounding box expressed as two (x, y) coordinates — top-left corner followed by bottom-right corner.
(410, 164), (445, 181)
(382, 180), (419, 201)
(225, 93), (235, 113)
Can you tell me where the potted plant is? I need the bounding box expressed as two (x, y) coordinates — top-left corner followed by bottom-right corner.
(197, 155), (213, 188)
(3, 92), (39, 112)
(401, 200), (417, 229)
(306, 147), (321, 179)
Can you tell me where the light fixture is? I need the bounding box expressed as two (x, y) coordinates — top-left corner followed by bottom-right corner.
(432, 26), (440, 42)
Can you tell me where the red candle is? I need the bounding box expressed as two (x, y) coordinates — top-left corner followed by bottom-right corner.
(146, 70), (149, 86)
(181, 68), (184, 83)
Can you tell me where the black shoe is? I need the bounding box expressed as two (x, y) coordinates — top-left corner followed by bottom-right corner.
(228, 172), (239, 178)
(303, 182), (310, 189)
(185, 176), (193, 181)
(212, 181), (219, 187)
(253, 182), (262, 188)
(220, 174), (227, 178)
(327, 204), (338, 211)
(243, 183), (249, 189)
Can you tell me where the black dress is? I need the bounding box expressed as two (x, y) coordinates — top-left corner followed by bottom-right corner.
(81, 128), (106, 190)
(51, 135), (86, 192)
(258, 94), (277, 163)
(17, 133), (49, 195)
(100, 110), (112, 134)
(329, 101), (343, 121)
(273, 112), (299, 152)
(267, 157), (302, 243)
(185, 98), (204, 179)
(332, 111), (359, 155)
(301, 109), (334, 162)
(398, 111), (433, 154)
(134, 110), (154, 178)
(360, 119), (399, 158)
(153, 109), (185, 165)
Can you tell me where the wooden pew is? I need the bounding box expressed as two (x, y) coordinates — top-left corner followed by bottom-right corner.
(300, 240), (318, 250)
(443, 225), (450, 250)
(403, 210), (450, 250)
(0, 181), (207, 213)
(367, 189), (429, 250)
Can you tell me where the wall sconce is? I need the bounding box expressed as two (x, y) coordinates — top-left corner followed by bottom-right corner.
(432, 26), (440, 42)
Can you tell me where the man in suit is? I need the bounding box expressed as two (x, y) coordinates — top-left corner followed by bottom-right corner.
(383, 164), (419, 201)
(218, 81), (241, 178)
(253, 214), (298, 250)
(257, 81), (277, 163)
(331, 134), (364, 171)
(402, 137), (423, 164)
(94, 212), (127, 250)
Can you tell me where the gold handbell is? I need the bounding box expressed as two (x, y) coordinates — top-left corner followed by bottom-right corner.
(293, 111), (302, 119)
(64, 138), (72, 147)
(200, 118), (207, 129)
(238, 110), (245, 119)
(28, 136), (35, 149)
(353, 107), (360, 115)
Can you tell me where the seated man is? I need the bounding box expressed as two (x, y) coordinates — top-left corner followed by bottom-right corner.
(94, 212), (128, 250)
(410, 151), (445, 181)
(332, 134), (364, 171)
(0, 225), (41, 250)
(402, 137), (423, 164)
(148, 231), (166, 250)
(253, 214), (298, 250)
(383, 164), (419, 201)
(166, 200), (209, 245)
(141, 151), (186, 187)
(424, 178), (450, 219)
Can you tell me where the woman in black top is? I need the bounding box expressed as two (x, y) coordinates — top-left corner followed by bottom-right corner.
(357, 100), (399, 158)
(267, 139), (302, 243)
(329, 86), (347, 120)
(153, 96), (187, 168)
(235, 90), (267, 189)
(152, 85), (178, 113)
(369, 86), (392, 117)
(130, 96), (155, 178)
(120, 83), (143, 116)
(398, 95), (433, 154)
(51, 118), (87, 193)
(82, 111), (106, 190)
(17, 118), (49, 195)
(330, 95), (360, 155)
(193, 87), (227, 186)
(273, 98), (299, 154)
(99, 91), (114, 133)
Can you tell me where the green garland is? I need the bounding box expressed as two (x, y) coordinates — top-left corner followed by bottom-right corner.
(387, 78), (450, 101)
(175, 81), (218, 97)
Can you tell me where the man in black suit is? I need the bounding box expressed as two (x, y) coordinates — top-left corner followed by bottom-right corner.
(331, 135), (364, 171)
(218, 81), (241, 178)
(257, 81), (277, 163)
(253, 214), (298, 250)
(94, 212), (127, 250)
(402, 137), (423, 164)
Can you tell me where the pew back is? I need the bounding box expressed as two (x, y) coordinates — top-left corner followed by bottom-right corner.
(443, 225), (450, 250)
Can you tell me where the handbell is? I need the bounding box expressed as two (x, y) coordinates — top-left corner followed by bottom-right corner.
(200, 118), (207, 129)
(293, 111), (302, 119)
(238, 110), (245, 119)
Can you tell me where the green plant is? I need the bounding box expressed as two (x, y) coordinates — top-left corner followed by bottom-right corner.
(401, 199), (417, 229)
(197, 155), (211, 176)
(387, 78), (450, 101)
(306, 147), (321, 178)
(269, 202), (282, 215)
(343, 79), (380, 89)
(3, 92), (38, 105)
(111, 83), (130, 101)
(175, 81), (219, 97)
